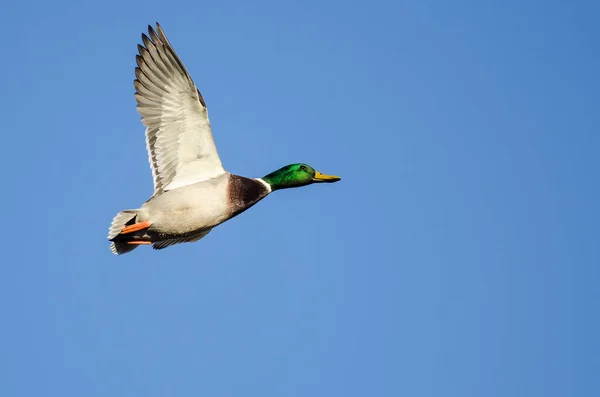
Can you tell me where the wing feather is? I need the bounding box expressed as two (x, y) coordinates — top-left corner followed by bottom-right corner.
(135, 23), (225, 195)
(152, 229), (211, 250)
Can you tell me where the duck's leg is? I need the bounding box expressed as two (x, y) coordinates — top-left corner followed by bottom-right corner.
(126, 240), (152, 245)
(121, 220), (151, 234)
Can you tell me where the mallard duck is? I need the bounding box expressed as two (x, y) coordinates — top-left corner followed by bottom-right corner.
(108, 23), (340, 254)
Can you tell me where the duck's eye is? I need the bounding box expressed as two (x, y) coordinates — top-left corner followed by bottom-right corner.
(300, 165), (307, 171)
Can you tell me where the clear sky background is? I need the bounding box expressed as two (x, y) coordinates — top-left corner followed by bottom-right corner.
(1, 0), (598, 396)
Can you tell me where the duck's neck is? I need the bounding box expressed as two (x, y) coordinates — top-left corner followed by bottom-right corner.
(255, 178), (273, 193)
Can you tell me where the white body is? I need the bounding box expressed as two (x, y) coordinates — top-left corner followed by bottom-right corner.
(137, 173), (230, 235)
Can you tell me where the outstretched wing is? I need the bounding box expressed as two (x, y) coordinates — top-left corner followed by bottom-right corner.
(134, 23), (225, 195)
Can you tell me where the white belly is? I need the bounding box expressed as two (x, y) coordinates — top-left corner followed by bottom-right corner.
(137, 174), (230, 235)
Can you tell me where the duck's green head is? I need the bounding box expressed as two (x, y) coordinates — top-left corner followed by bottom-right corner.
(262, 164), (341, 191)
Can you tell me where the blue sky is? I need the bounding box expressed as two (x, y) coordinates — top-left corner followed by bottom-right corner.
(1, 0), (598, 396)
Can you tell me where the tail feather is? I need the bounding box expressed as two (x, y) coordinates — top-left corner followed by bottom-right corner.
(108, 210), (139, 255)
(110, 241), (138, 255)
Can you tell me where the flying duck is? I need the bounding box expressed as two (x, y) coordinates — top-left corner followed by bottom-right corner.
(108, 23), (340, 254)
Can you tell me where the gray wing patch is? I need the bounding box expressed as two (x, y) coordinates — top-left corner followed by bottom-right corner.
(152, 229), (211, 250)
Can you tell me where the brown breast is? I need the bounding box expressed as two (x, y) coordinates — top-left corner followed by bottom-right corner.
(227, 174), (270, 218)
